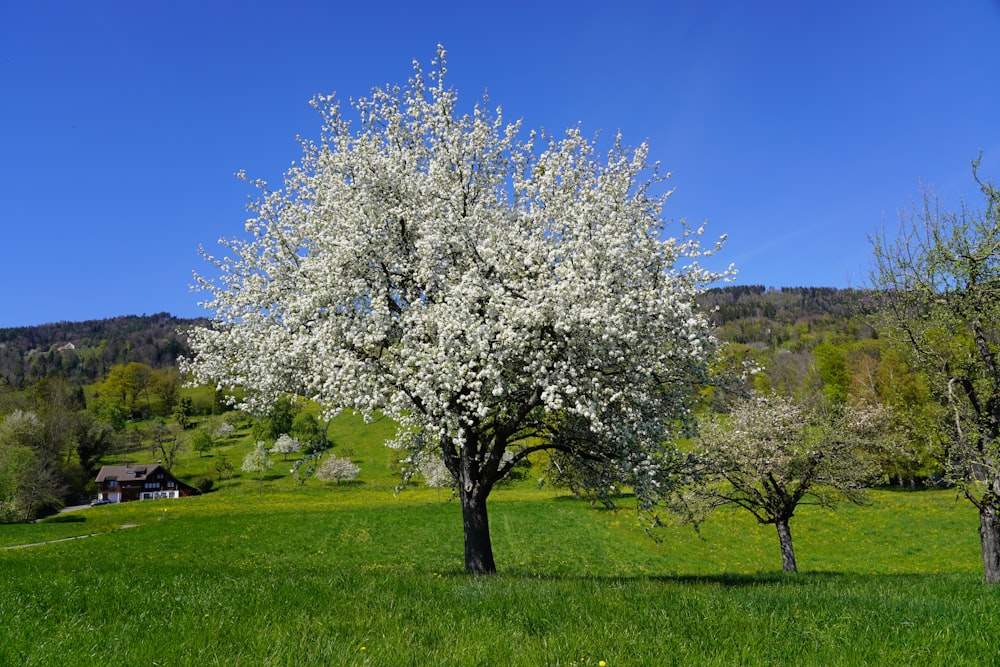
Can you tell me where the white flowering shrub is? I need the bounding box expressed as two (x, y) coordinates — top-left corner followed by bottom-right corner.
(314, 455), (360, 484)
(184, 46), (729, 573)
(272, 434), (302, 459)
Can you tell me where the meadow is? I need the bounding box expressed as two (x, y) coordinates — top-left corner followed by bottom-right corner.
(1, 412), (997, 666)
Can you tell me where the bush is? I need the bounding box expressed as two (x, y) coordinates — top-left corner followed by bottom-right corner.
(272, 434), (302, 459)
(195, 477), (214, 493)
(189, 429), (214, 457)
(214, 457), (235, 481)
(315, 455), (360, 484)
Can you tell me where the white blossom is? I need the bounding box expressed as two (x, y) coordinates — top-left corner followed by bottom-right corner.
(183, 46), (730, 572)
(272, 434), (302, 458)
(315, 455), (360, 484)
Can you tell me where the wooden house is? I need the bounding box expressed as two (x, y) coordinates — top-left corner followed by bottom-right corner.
(94, 464), (198, 503)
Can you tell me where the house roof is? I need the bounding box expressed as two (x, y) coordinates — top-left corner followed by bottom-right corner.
(94, 464), (198, 493)
(95, 464), (162, 483)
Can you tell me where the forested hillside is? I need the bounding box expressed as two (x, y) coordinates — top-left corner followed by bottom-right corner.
(699, 285), (875, 348)
(0, 313), (200, 387)
(700, 286), (910, 402)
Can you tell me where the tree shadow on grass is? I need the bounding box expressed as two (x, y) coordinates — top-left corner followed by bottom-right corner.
(550, 492), (635, 512)
(319, 479), (367, 488)
(646, 570), (973, 588)
(43, 514), (87, 524)
(875, 481), (955, 493)
(430, 569), (951, 588)
(647, 571), (842, 587)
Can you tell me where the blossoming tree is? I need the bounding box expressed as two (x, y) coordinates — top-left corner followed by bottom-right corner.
(687, 393), (884, 573)
(272, 434), (302, 460)
(315, 455), (360, 484)
(184, 47), (728, 573)
(241, 442), (272, 500)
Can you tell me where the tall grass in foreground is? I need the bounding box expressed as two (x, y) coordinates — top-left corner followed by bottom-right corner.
(2, 486), (996, 665)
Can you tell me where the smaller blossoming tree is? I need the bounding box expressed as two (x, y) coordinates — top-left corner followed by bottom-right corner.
(684, 393), (886, 573)
(315, 455), (360, 484)
(242, 442), (272, 499)
(272, 434), (302, 460)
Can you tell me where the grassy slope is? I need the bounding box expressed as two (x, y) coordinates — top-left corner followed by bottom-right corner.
(1, 411), (997, 666)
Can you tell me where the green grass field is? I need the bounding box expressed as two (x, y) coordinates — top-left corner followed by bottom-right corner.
(2, 413), (997, 666)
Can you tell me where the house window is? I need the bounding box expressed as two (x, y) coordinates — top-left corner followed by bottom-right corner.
(108, 481), (118, 488)
(144, 482), (160, 489)
(141, 490), (178, 500)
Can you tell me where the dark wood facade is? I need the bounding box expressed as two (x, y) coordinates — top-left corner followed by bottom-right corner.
(94, 464), (198, 503)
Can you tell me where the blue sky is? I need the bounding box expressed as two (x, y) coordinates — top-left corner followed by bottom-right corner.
(2, 1), (998, 328)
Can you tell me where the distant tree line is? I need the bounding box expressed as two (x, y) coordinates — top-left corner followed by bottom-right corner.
(698, 286), (876, 349)
(0, 313), (200, 387)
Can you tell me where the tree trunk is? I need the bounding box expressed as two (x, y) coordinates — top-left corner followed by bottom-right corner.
(979, 500), (1000, 585)
(461, 487), (496, 574)
(775, 518), (797, 573)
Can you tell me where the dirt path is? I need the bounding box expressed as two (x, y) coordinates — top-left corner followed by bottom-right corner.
(0, 524), (138, 551)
